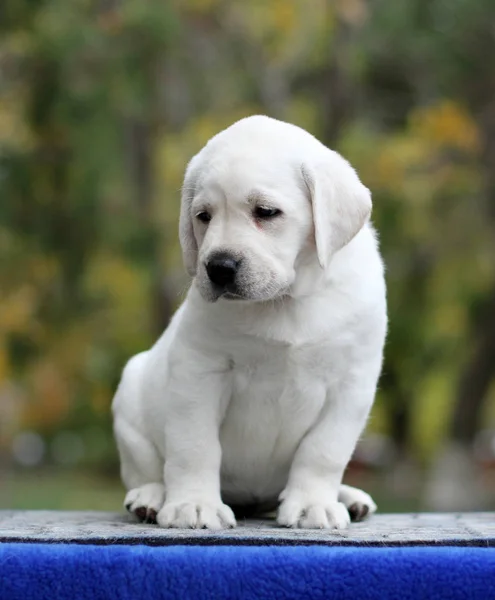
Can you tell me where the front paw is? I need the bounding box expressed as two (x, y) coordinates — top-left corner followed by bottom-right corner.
(277, 493), (351, 530)
(157, 499), (236, 530)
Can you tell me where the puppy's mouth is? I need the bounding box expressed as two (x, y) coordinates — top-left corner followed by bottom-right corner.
(216, 286), (247, 301)
(198, 270), (291, 303)
(216, 283), (291, 303)
(198, 281), (246, 302)
(220, 285), (247, 300)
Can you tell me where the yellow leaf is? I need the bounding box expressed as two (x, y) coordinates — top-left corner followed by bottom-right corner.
(410, 100), (480, 154)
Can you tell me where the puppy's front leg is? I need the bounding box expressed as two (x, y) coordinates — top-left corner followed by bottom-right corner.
(278, 375), (377, 530)
(157, 361), (235, 530)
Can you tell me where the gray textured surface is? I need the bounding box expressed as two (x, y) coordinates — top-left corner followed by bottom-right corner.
(1, 511), (495, 546)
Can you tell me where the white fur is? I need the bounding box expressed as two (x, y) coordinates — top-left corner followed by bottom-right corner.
(112, 116), (387, 529)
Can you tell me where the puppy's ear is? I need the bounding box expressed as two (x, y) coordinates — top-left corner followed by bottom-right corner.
(301, 150), (371, 269)
(179, 152), (203, 277)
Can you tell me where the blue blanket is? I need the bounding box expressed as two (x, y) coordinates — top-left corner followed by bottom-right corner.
(1, 543), (495, 599)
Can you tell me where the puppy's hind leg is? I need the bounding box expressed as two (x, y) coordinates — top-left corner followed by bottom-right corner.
(113, 353), (165, 524)
(114, 416), (165, 524)
(338, 484), (377, 522)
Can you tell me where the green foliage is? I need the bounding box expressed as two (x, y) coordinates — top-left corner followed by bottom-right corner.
(1, 0), (494, 470)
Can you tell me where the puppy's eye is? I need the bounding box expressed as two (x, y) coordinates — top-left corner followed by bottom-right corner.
(196, 211), (211, 224)
(254, 206), (282, 219)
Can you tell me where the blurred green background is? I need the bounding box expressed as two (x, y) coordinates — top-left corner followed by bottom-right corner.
(1, 0), (495, 514)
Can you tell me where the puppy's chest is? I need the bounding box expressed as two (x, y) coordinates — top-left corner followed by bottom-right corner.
(225, 341), (332, 429)
(219, 342), (330, 501)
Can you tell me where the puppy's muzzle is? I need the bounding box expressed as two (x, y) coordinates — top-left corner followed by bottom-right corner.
(206, 252), (241, 289)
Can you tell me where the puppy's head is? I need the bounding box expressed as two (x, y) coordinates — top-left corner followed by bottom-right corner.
(179, 116), (371, 303)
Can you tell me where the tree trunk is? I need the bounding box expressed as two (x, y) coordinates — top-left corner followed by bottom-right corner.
(320, 17), (354, 147)
(450, 286), (495, 444)
(125, 108), (173, 336)
(449, 107), (495, 445)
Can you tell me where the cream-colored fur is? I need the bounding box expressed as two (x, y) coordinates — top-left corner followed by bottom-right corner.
(112, 116), (387, 529)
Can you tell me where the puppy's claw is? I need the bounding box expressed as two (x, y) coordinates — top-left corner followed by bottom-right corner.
(348, 502), (369, 522)
(134, 506), (147, 521)
(145, 509), (158, 524)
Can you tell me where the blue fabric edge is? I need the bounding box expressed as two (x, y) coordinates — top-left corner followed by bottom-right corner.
(2, 543), (495, 600)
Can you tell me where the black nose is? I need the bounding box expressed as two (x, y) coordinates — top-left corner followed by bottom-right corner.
(206, 253), (240, 287)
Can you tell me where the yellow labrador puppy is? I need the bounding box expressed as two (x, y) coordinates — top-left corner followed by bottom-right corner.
(112, 116), (387, 529)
